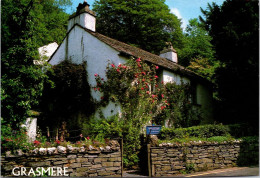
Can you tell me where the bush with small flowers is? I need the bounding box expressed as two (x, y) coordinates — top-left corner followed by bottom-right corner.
(92, 57), (202, 167)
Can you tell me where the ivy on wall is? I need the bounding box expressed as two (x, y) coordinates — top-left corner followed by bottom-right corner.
(39, 60), (95, 138)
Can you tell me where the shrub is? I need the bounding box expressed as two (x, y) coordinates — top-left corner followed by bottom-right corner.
(228, 123), (258, 138)
(159, 124), (230, 140)
(237, 136), (259, 166)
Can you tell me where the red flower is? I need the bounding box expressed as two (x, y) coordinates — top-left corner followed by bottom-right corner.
(161, 94), (164, 98)
(86, 136), (90, 140)
(165, 100), (168, 103)
(55, 140), (61, 144)
(5, 138), (13, 142)
(97, 88), (100, 91)
(152, 100), (155, 103)
(145, 85), (148, 88)
(94, 88), (97, 91)
(94, 73), (98, 77)
(146, 91), (150, 94)
(141, 87), (144, 90)
(155, 75), (158, 79)
(156, 66), (159, 69)
(152, 95), (156, 98)
(101, 78), (104, 80)
(155, 84), (158, 87)
(34, 140), (41, 145)
(161, 106), (164, 110)
(111, 64), (115, 68)
(117, 68), (120, 72)
(142, 72), (146, 75)
(136, 58), (141, 62)
(142, 79), (145, 82)
(122, 66), (127, 69)
(138, 64), (142, 67)
(118, 64), (122, 67)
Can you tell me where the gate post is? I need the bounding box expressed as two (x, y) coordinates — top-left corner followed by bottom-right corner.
(147, 144), (151, 177)
(121, 138), (123, 177)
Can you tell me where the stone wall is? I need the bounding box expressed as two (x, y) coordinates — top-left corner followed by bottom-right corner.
(1, 145), (122, 177)
(150, 141), (240, 177)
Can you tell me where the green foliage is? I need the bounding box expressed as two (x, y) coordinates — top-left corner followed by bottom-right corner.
(200, 1), (259, 126)
(39, 60), (95, 134)
(82, 116), (123, 139)
(1, 120), (34, 152)
(178, 18), (215, 67)
(2, 0), (71, 129)
(228, 123), (258, 138)
(187, 57), (220, 82)
(159, 124), (230, 140)
(93, 0), (184, 54)
(159, 136), (234, 144)
(237, 136), (259, 166)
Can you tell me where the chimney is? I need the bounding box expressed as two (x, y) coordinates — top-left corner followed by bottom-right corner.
(159, 42), (178, 63)
(67, 1), (96, 32)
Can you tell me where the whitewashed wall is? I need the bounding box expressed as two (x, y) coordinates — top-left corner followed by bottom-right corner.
(67, 13), (96, 32)
(49, 26), (125, 118)
(162, 69), (189, 84)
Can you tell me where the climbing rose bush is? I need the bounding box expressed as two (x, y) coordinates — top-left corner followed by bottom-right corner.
(93, 57), (202, 167)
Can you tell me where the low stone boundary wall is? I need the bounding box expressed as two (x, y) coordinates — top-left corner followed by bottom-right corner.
(150, 141), (240, 177)
(1, 144), (122, 177)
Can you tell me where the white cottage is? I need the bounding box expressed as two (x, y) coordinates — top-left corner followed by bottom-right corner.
(48, 2), (213, 124)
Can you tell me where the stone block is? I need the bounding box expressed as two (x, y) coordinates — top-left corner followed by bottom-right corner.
(93, 158), (101, 163)
(114, 162), (121, 167)
(76, 158), (88, 163)
(70, 163), (81, 168)
(161, 165), (171, 171)
(89, 173), (98, 177)
(108, 157), (119, 162)
(91, 164), (102, 169)
(67, 155), (77, 159)
(76, 167), (89, 172)
(102, 162), (114, 167)
(105, 167), (121, 171)
(173, 166), (183, 170)
(98, 171), (113, 176)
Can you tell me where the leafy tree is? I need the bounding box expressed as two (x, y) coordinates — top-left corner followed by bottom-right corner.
(1, 0), (71, 128)
(178, 18), (215, 67)
(93, 0), (184, 54)
(200, 0), (259, 126)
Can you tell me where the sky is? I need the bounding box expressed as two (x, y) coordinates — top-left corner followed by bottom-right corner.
(66, 0), (226, 29)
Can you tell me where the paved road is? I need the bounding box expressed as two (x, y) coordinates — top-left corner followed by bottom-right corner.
(123, 167), (259, 177)
(181, 167), (259, 177)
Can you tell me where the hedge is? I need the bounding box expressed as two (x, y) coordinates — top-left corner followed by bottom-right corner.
(158, 124), (230, 140)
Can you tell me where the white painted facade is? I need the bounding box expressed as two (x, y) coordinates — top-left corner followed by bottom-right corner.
(67, 13), (96, 32)
(49, 25), (126, 118)
(21, 118), (37, 142)
(161, 69), (189, 84)
(159, 51), (178, 63)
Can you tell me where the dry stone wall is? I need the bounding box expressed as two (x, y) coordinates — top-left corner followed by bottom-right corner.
(1, 144), (122, 177)
(151, 141), (241, 177)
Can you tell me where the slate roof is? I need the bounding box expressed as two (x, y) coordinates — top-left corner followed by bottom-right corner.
(49, 24), (211, 85)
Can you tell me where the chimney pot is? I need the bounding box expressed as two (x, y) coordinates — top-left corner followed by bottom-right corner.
(159, 42), (178, 63)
